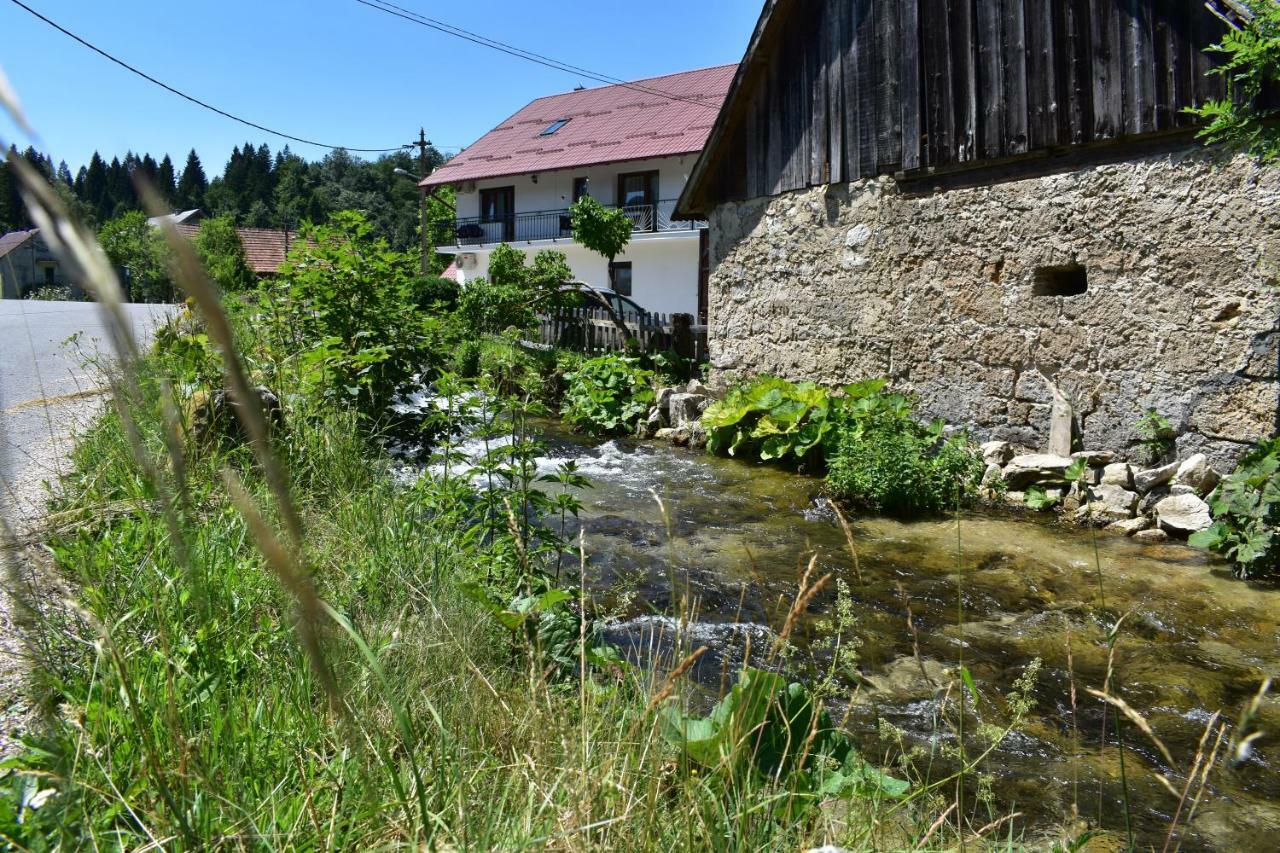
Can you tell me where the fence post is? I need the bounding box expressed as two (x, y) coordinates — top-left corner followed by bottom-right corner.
(672, 313), (695, 360)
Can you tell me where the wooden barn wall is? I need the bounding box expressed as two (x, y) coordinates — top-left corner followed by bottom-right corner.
(707, 0), (1227, 204)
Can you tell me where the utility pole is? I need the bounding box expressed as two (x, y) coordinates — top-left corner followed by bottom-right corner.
(410, 128), (433, 275)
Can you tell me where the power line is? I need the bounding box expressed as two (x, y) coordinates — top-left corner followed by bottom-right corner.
(354, 0), (722, 111)
(6, 0), (411, 153)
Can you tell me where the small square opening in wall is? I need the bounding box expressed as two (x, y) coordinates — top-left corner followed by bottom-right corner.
(1033, 264), (1089, 297)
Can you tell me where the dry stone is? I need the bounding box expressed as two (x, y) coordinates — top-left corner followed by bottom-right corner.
(1100, 463), (1134, 488)
(1003, 454), (1074, 489)
(1133, 461), (1180, 494)
(1107, 516), (1153, 536)
(1134, 528), (1170, 544)
(668, 393), (707, 429)
(1072, 451), (1115, 467)
(1155, 494), (1213, 535)
(1082, 484), (1139, 522)
(1173, 454), (1220, 496)
(981, 440), (1014, 466)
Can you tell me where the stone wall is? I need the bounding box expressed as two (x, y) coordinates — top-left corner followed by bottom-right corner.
(706, 146), (1280, 469)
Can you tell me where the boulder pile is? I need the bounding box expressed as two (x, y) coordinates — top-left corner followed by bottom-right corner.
(981, 441), (1221, 543)
(639, 380), (710, 447)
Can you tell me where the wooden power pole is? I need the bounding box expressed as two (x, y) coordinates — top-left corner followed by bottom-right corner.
(411, 128), (433, 275)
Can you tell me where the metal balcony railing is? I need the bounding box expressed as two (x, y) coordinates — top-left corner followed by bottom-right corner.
(431, 199), (706, 247)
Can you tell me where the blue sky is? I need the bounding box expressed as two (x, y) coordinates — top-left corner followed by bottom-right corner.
(0, 0), (758, 174)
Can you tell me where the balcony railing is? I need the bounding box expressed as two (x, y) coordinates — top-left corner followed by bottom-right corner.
(431, 199), (705, 247)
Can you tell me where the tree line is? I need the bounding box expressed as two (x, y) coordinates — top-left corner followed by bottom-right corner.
(0, 141), (452, 253)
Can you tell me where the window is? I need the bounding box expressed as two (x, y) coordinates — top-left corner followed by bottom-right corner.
(479, 186), (515, 242)
(609, 261), (633, 296)
(617, 171), (658, 231)
(42, 264), (55, 285)
(572, 177), (590, 202)
(539, 118), (571, 136)
(1033, 264), (1088, 297)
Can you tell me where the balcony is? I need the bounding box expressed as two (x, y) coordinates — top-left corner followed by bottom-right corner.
(431, 199), (705, 248)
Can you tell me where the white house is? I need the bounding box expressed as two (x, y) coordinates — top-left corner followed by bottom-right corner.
(423, 65), (735, 319)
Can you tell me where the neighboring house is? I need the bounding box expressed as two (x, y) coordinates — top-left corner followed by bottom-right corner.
(676, 0), (1277, 469)
(0, 229), (80, 299)
(423, 65), (736, 318)
(146, 209), (206, 228)
(173, 223), (299, 277)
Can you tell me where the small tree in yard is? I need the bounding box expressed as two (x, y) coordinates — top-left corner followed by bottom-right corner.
(99, 210), (174, 302)
(570, 196), (635, 338)
(193, 215), (253, 292)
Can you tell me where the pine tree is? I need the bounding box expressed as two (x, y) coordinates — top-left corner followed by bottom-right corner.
(83, 152), (109, 224)
(0, 151), (24, 233)
(157, 155), (177, 205)
(57, 161), (73, 186)
(176, 149), (207, 210)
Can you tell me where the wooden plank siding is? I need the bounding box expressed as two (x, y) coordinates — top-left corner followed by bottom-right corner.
(683, 0), (1229, 215)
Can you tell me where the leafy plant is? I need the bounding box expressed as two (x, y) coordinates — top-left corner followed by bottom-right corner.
(410, 275), (460, 312)
(661, 668), (908, 818)
(703, 375), (855, 462)
(561, 353), (655, 436)
(192, 214), (253, 292)
(1189, 437), (1280, 578)
(1024, 485), (1062, 511)
(1187, 0), (1280, 162)
(98, 210), (174, 302)
(1134, 408), (1176, 464)
(569, 196), (632, 268)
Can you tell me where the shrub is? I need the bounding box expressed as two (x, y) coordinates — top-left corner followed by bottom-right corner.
(99, 210), (174, 302)
(412, 275), (460, 311)
(561, 352), (654, 436)
(268, 210), (436, 417)
(452, 338), (482, 378)
(1189, 437), (1280, 578)
(825, 390), (984, 516)
(193, 214), (253, 292)
(458, 278), (536, 334)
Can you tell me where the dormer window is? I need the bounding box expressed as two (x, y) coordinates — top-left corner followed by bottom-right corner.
(539, 118), (571, 136)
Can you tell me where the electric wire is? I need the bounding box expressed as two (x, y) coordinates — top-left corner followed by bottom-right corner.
(6, 0), (411, 153)
(354, 0), (723, 110)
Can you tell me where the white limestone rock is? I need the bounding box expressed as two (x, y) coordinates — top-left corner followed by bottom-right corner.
(1155, 493), (1213, 535)
(981, 440), (1014, 466)
(1133, 460), (1180, 494)
(1003, 453), (1074, 488)
(1107, 516), (1153, 536)
(1100, 462), (1134, 488)
(1083, 484), (1139, 522)
(1173, 454), (1221, 496)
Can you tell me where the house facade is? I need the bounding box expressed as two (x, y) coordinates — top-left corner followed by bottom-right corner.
(676, 0), (1279, 469)
(424, 65), (735, 318)
(0, 229), (80, 299)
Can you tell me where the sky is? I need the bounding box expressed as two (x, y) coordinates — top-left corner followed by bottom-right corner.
(0, 0), (759, 174)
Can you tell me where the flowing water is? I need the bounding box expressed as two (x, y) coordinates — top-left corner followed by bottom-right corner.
(408, 418), (1279, 851)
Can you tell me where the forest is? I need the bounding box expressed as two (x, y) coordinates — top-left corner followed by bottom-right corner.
(0, 140), (450, 251)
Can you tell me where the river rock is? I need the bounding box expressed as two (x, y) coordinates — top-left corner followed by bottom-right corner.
(981, 463), (1003, 486)
(981, 440), (1014, 466)
(655, 387), (673, 413)
(1099, 462), (1133, 488)
(654, 428), (677, 442)
(1107, 516), (1153, 536)
(686, 378), (711, 396)
(1155, 493), (1213, 535)
(1134, 528), (1170, 544)
(668, 393), (707, 429)
(1133, 460), (1180, 494)
(1173, 453), (1220, 495)
(1002, 453), (1074, 488)
(641, 406), (663, 438)
(1170, 484), (1197, 496)
(1138, 485), (1172, 515)
(1081, 484), (1139, 522)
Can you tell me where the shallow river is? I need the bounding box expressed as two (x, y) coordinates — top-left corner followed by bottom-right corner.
(413, 420), (1279, 850)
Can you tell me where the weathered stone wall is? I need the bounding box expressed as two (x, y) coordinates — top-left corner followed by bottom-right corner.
(706, 146), (1280, 469)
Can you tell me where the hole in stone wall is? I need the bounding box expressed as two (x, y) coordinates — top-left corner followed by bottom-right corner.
(1033, 264), (1088, 297)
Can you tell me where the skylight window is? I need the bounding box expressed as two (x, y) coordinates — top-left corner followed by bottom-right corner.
(539, 118), (571, 136)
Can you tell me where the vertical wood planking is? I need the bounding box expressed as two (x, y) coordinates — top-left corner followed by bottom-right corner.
(853, 0), (878, 174)
(767, 44), (784, 194)
(922, 0), (956, 167)
(950, 0), (978, 162)
(976, 0), (1005, 159)
(1003, 0), (1030, 154)
(1089, 0), (1123, 139)
(1061, 0), (1094, 144)
(1025, 0), (1057, 148)
(825, 0), (844, 184)
(1122, 0), (1157, 134)
(843, 0), (864, 177)
(809, 8), (829, 186)
(900, 0), (923, 170)
(875, 0), (901, 168)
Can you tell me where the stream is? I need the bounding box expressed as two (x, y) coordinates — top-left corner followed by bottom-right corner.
(404, 417), (1279, 851)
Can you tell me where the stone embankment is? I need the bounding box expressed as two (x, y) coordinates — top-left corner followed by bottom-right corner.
(981, 441), (1219, 542)
(640, 380), (711, 447)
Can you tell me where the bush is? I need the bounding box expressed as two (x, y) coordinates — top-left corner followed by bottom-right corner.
(267, 210), (437, 417)
(193, 214), (253, 292)
(412, 275), (460, 312)
(1189, 437), (1280, 578)
(825, 396), (984, 516)
(99, 210), (174, 302)
(561, 352), (654, 436)
(458, 278), (536, 334)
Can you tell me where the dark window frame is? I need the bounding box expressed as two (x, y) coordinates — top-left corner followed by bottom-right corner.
(616, 170), (659, 232)
(609, 261), (633, 297)
(479, 186), (515, 242)
(539, 118), (571, 136)
(572, 177), (590, 202)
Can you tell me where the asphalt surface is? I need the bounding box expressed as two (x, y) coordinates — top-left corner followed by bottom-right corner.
(0, 299), (174, 522)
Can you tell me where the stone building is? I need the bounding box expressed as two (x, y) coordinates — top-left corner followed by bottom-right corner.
(675, 0), (1278, 468)
(0, 229), (79, 299)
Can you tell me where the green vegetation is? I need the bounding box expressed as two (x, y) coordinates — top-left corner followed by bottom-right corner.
(1189, 436), (1280, 577)
(1134, 407), (1177, 465)
(1188, 0), (1280, 161)
(561, 352), (655, 436)
(97, 209), (176, 302)
(703, 375), (985, 516)
(192, 213), (253, 292)
(570, 195), (633, 269)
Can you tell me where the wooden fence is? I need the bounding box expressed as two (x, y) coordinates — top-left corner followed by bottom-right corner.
(533, 308), (709, 362)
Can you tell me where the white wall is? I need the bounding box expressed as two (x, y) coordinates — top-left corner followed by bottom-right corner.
(453, 155), (698, 218)
(454, 233), (700, 316)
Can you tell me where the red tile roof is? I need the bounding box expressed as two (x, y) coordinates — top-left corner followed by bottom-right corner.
(422, 65), (736, 188)
(176, 224), (299, 276)
(439, 262), (459, 282)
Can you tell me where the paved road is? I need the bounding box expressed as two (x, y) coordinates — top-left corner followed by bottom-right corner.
(1, 299), (174, 523)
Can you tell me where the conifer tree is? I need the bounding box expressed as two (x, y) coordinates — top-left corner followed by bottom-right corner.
(176, 149), (207, 210)
(156, 155), (176, 204)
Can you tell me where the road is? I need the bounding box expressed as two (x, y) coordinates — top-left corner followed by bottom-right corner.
(0, 299), (173, 755)
(1, 299), (174, 523)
